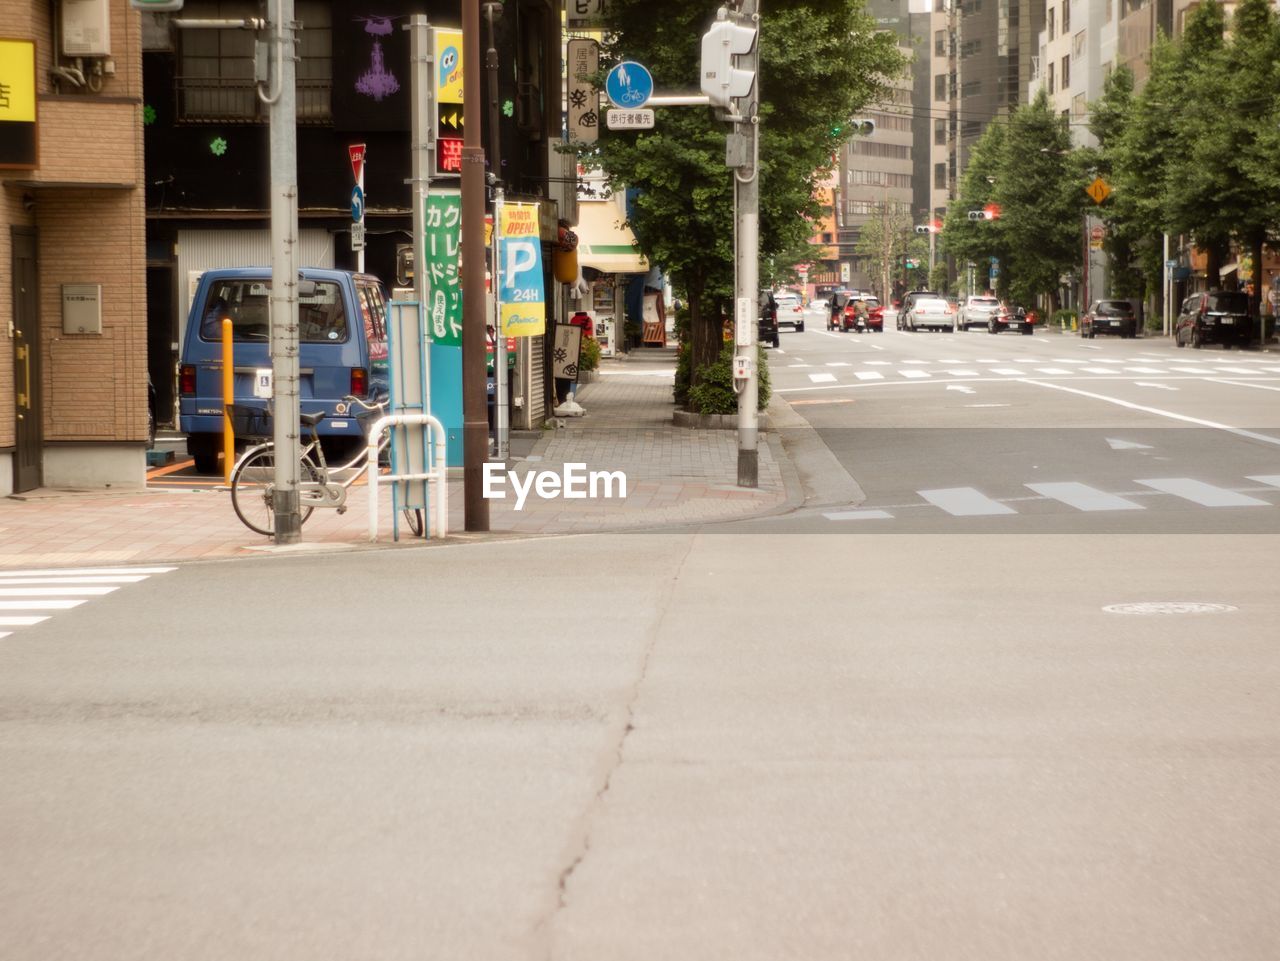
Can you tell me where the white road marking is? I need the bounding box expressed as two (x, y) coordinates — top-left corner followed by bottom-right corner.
(1135, 478), (1270, 507)
(867, 343), (886, 351)
(1205, 379), (1280, 393)
(1035, 367), (1073, 375)
(899, 369), (931, 379)
(1027, 482), (1145, 512)
(1215, 367), (1259, 374)
(901, 359), (930, 365)
(787, 363), (813, 368)
(946, 385), (975, 394)
(939, 359), (964, 364)
(864, 360), (892, 366)
(0, 567), (176, 578)
(0, 586), (119, 597)
(1081, 367), (1116, 374)
(0, 576), (150, 585)
(1124, 366), (1165, 374)
(1019, 379), (1280, 448)
(992, 368), (1026, 376)
(854, 371), (884, 381)
(808, 373), (837, 383)
(965, 403), (1010, 408)
(0, 616), (50, 627)
(0, 599), (88, 610)
(825, 362), (851, 367)
(1170, 366), (1215, 373)
(1249, 476), (1280, 489)
(1135, 382), (1179, 391)
(824, 509), (894, 521)
(947, 370), (981, 377)
(1106, 438), (1153, 450)
(919, 487), (1017, 516)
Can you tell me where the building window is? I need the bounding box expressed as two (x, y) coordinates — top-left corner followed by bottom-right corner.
(177, 0), (332, 123)
(935, 118), (947, 145)
(1062, 0), (1071, 32)
(961, 39), (983, 57)
(821, 233), (833, 244)
(961, 79), (981, 98)
(1048, 8), (1056, 40)
(1106, 0), (1113, 22)
(1072, 93), (1087, 118)
(1061, 55), (1070, 88)
(935, 0), (947, 12)
(934, 163), (947, 190)
(1048, 62), (1055, 93)
(936, 30), (946, 55)
(1073, 31), (1086, 60)
(935, 74), (946, 101)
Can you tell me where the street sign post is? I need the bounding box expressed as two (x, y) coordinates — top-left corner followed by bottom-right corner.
(349, 144), (366, 267)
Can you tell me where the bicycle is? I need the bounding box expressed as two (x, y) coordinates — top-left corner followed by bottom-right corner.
(228, 397), (425, 538)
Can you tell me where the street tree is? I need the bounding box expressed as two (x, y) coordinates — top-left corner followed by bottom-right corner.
(1087, 67), (1148, 299)
(940, 120), (1007, 297)
(990, 90), (1080, 310)
(854, 200), (913, 303)
(587, 0), (907, 395)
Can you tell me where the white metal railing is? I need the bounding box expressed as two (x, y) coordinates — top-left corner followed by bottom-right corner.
(366, 413), (448, 542)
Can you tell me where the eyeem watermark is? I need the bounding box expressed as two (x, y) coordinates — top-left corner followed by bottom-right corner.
(483, 462), (628, 511)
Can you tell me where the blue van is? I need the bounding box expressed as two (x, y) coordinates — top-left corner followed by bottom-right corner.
(179, 268), (389, 474)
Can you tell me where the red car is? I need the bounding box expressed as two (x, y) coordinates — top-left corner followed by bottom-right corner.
(842, 296), (883, 332)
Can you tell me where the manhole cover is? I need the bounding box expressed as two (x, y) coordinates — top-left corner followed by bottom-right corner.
(1102, 602), (1237, 615)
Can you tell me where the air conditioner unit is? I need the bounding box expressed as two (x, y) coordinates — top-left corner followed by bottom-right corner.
(62, 0), (112, 57)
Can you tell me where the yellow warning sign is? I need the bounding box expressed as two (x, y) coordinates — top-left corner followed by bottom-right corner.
(0, 39), (38, 169)
(1085, 177), (1111, 205)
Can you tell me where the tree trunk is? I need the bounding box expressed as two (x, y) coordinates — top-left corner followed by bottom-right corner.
(685, 276), (720, 400)
(1204, 244), (1222, 292)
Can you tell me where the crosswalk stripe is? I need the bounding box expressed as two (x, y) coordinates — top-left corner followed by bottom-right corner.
(1135, 478), (1270, 507)
(899, 369), (930, 379)
(825, 362), (851, 367)
(1026, 482), (1145, 512)
(0, 599), (88, 611)
(0, 567), (176, 578)
(1081, 366), (1116, 374)
(1035, 367), (1073, 375)
(854, 371), (884, 381)
(992, 368), (1026, 376)
(1124, 367), (1164, 374)
(0, 586), (119, 597)
(919, 487), (1017, 516)
(824, 509), (894, 521)
(0, 616), (50, 627)
(0, 576), (148, 585)
(1170, 366), (1214, 373)
(1215, 367), (1258, 374)
(808, 373), (837, 383)
(1248, 475), (1280, 489)
(946, 370), (980, 377)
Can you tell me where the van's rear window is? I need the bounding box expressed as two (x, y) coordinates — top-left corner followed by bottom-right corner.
(199, 280), (348, 343)
(1206, 292), (1249, 313)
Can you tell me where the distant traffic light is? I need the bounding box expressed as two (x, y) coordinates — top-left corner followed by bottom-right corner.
(915, 225), (932, 234)
(848, 119), (876, 136)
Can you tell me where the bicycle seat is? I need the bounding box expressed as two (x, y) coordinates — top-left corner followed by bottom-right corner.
(300, 411), (327, 427)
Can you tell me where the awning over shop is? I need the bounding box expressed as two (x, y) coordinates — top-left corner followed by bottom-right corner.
(576, 200), (649, 274)
(1219, 262), (1238, 277)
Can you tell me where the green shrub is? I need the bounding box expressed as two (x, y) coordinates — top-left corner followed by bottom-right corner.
(578, 335), (601, 372)
(674, 341), (692, 408)
(685, 343), (769, 415)
(1051, 309), (1078, 328)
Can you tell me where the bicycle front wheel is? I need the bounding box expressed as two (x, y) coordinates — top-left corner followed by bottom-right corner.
(230, 445), (319, 536)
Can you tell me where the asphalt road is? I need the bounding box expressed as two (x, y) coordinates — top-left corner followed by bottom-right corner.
(2, 318), (1278, 960)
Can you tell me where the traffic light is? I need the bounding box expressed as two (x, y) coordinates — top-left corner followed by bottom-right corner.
(905, 259), (920, 269)
(915, 225), (931, 234)
(700, 13), (758, 108)
(848, 119), (876, 136)
(968, 210), (985, 221)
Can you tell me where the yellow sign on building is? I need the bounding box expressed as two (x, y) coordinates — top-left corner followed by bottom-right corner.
(0, 38), (38, 168)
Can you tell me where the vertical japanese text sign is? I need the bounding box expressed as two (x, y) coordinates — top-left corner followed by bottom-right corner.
(424, 192), (463, 346)
(566, 0), (610, 29)
(431, 27), (464, 177)
(0, 39), (38, 168)
(566, 39), (599, 144)
(499, 202), (546, 337)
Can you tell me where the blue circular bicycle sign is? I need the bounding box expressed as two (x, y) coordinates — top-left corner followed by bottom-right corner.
(605, 61), (654, 109)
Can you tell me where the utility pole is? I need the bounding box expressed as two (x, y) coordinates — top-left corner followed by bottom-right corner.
(461, 0), (489, 530)
(733, 5), (760, 489)
(484, 1), (508, 461)
(267, 0), (301, 543)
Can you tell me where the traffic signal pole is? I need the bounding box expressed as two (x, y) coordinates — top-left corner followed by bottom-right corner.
(733, 3), (760, 489)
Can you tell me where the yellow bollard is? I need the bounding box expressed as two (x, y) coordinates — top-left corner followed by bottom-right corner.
(222, 317), (234, 485)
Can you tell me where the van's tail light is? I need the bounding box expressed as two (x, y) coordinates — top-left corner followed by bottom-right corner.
(180, 364), (196, 396)
(350, 367), (368, 396)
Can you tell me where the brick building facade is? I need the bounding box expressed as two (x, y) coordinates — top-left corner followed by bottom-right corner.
(2, 0), (148, 495)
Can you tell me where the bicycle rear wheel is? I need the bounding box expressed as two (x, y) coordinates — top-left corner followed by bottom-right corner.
(402, 508), (425, 536)
(230, 445), (319, 536)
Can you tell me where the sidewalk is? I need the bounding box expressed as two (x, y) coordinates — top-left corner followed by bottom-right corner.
(0, 347), (797, 569)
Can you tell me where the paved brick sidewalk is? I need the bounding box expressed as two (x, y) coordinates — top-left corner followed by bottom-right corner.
(0, 348), (794, 569)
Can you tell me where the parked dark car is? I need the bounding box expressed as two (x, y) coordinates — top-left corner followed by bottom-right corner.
(1081, 299), (1138, 339)
(1175, 290), (1252, 349)
(758, 291), (780, 348)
